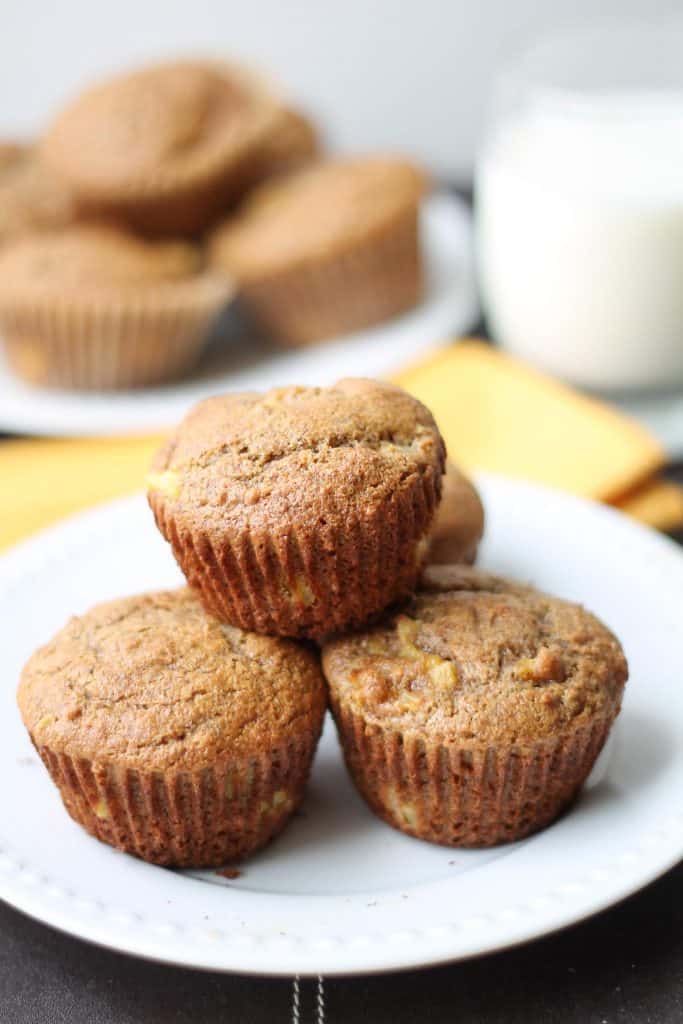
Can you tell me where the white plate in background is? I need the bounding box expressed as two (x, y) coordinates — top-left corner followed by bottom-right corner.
(1, 475), (682, 976)
(0, 192), (478, 438)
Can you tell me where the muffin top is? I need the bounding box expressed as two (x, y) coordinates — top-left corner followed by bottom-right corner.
(428, 462), (484, 565)
(322, 565), (627, 746)
(0, 142), (27, 174)
(209, 156), (426, 279)
(0, 224), (221, 299)
(43, 60), (277, 198)
(252, 106), (319, 181)
(18, 588), (326, 771)
(148, 379), (445, 535)
(0, 143), (74, 244)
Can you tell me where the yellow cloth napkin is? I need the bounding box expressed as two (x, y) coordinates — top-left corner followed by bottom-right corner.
(617, 478), (683, 532)
(394, 340), (664, 502)
(1, 339), (681, 553)
(1, 435), (161, 551)
(394, 340), (682, 530)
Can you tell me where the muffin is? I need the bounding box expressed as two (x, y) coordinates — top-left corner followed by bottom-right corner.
(0, 142), (23, 172)
(323, 565), (627, 847)
(249, 106), (319, 185)
(0, 142), (74, 245)
(209, 156), (427, 346)
(17, 588), (326, 867)
(148, 379), (446, 641)
(428, 462), (484, 565)
(43, 60), (278, 235)
(0, 223), (232, 389)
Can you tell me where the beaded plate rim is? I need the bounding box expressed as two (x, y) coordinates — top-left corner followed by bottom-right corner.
(1, 477), (682, 976)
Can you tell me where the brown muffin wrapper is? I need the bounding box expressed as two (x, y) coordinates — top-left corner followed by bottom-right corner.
(236, 204), (422, 347)
(150, 464), (441, 642)
(31, 730), (321, 868)
(330, 697), (616, 847)
(0, 277), (231, 390)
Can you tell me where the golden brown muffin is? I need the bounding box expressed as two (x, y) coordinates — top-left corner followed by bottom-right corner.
(0, 223), (232, 389)
(428, 462), (484, 565)
(43, 60), (278, 235)
(148, 379), (446, 641)
(0, 142), (24, 172)
(249, 106), (319, 185)
(209, 156), (427, 346)
(17, 588), (326, 867)
(323, 565), (627, 847)
(0, 142), (74, 245)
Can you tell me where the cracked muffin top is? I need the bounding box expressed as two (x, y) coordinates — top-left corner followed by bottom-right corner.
(0, 224), (218, 299)
(18, 588), (326, 771)
(147, 379), (445, 534)
(322, 565), (627, 746)
(209, 156), (426, 280)
(43, 60), (277, 199)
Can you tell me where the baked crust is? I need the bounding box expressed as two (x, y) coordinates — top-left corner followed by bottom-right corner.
(323, 565), (627, 846)
(148, 379), (446, 639)
(208, 157), (426, 344)
(18, 588), (326, 865)
(210, 156), (425, 281)
(0, 142), (74, 244)
(428, 462), (484, 565)
(43, 60), (278, 234)
(249, 106), (319, 184)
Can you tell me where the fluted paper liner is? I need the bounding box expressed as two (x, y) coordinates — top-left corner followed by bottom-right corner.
(0, 274), (231, 390)
(150, 465), (440, 642)
(330, 697), (615, 847)
(32, 731), (320, 867)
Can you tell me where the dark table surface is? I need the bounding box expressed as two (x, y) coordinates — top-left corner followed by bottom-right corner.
(2, 860), (683, 1023)
(2, 277), (683, 1022)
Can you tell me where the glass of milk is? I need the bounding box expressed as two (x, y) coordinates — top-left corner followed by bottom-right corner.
(476, 21), (683, 392)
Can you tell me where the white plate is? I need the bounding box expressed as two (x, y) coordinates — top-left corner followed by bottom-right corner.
(1, 475), (682, 977)
(0, 193), (477, 438)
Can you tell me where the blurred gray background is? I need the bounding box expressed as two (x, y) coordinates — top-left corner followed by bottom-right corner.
(1, 0), (680, 179)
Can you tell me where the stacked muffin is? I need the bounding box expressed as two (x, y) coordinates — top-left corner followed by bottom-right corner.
(18, 380), (627, 866)
(0, 58), (427, 389)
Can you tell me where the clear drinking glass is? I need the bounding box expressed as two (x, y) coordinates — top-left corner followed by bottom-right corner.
(475, 20), (683, 392)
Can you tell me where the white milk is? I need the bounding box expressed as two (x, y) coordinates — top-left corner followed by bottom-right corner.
(476, 92), (683, 391)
